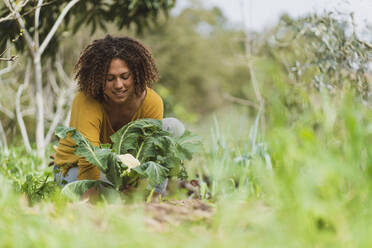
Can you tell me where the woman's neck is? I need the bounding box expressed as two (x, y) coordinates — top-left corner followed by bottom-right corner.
(104, 90), (146, 114)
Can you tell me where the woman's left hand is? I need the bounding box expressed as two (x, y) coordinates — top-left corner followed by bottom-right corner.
(48, 145), (58, 167)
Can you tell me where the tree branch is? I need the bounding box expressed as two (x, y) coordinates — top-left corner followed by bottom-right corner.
(0, 0), (29, 23)
(0, 47), (10, 58)
(223, 93), (260, 109)
(55, 56), (74, 86)
(63, 108), (71, 126)
(34, 0), (43, 49)
(350, 13), (372, 50)
(0, 12), (16, 23)
(19, 0), (57, 19)
(15, 60), (32, 152)
(239, 0), (265, 135)
(0, 120), (9, 155)
(47, 65), (60, 94)
(247, 58), (263, 103)
(0, 56), (17, 62)
(0, 44), (18, 68)
(39, 0), (80, 55)
(21, 107), (35, 116)
(55, 57), (74, 127)
(0, 0), (59, 23)
(44, 89), (66, 145)
(45, 56), (75, 144)
(0, 103), (15, 119)
(4, 0), (34, 56)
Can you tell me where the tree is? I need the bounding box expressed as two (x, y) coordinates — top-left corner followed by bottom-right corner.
(0, 0), (175, 159)
(131, 5), (250, 119)
(267, 12), (372, 98)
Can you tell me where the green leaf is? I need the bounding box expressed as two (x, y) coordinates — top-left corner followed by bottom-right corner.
(55, 126), (114, 173)
(105, 154), (125, 190)
(61, 180), (100, 200)
(133, 161), (168, 188)
(55, 118), (201, 192)
(111, 118), (162, 154)
(55, 126), (76, 139)
(137, 136), (158, 161)
(100, 143), (111, 149)
(175, 130), (203, 160)
(74, 145), (112, 173)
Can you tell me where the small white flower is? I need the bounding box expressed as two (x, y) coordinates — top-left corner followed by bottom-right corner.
(117, 153), (140, 171)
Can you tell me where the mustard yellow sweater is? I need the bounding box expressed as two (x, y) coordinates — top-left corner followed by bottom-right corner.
(55, 88), (163, 180)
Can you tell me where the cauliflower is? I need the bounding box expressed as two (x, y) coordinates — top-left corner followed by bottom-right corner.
(117, 153), (140, 171)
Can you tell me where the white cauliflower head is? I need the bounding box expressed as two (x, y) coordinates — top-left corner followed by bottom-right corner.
(117, 153), (140, 171)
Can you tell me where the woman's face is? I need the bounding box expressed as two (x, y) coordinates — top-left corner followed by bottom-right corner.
(104, 58), (135, 105)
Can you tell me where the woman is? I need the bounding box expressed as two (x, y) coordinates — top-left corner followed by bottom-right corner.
(54, 35), (182, 196)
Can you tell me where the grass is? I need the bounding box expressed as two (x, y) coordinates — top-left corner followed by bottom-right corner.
(1, 91), (372, 247)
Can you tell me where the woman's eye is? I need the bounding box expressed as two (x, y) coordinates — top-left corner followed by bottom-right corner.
(106, 77), (115, 81)
(121, 74), (130, 80)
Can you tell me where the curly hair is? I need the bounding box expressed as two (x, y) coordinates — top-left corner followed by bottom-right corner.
(74, 35), (159, 102)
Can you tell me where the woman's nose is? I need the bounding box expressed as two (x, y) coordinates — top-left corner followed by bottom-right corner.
(113, 78), (124, 89)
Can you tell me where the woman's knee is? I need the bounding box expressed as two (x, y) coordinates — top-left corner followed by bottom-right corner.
(162, 117), (185, 137)
(53, 165), (78, 187)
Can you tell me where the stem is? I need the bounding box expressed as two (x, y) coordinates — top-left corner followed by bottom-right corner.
(136, 142), (144, 160)
(146, 188), (155, 203)
(117, 122), (135, 154)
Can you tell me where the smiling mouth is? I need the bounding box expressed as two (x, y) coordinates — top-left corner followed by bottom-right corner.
(113, 90), (128, 96)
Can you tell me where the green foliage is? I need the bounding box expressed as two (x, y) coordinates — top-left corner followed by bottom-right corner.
(111, 118), (163, 155)
(269, 12), (371, 98)
(55, 126), (115, 173)
(133, 161), (169, 188)
(61, 179), (100, 200)
(0, 0), (176, 58)
(14, 174), (57, 205)
(0, 147), (58, 204)
(132, 6), (248, 120)
(2, 92), (372, 246)
(55, 118), (201, 193)
(1, 2), (372, 246)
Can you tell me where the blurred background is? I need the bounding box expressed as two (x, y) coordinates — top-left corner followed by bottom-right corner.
(1, 1), (372, 246)
(0, 0), (371, 153)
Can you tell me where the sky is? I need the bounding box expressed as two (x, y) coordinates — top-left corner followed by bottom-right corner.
(174, 0), (372, 34)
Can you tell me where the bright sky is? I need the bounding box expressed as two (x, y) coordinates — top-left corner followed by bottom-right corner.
(175, 0), (372, 34)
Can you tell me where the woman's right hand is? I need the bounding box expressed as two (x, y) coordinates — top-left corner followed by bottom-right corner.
(82, 186), (100, 203)
(121, 184), (135, 195)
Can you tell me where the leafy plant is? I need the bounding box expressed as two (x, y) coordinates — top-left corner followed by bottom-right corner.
(55, 118), (202, 195)
(13, 173), (58, 205)
(271, 12), (371, 97)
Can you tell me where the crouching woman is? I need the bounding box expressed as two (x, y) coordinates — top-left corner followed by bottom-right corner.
(53, 35), (181, 199)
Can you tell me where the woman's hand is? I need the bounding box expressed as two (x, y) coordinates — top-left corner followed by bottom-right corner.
(121, 184), (135, 195)
(48, 145), (58, 167)
(82, 186), (100, 203)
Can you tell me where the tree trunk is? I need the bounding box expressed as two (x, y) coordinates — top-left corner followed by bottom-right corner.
(0, 120), (9, 155)
(34, 54), (45, 157)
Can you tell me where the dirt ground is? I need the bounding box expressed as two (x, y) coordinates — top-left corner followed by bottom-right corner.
(144, 199), (215, 230)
